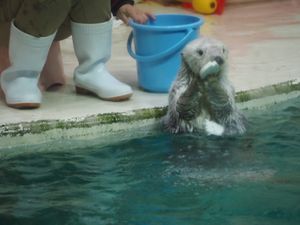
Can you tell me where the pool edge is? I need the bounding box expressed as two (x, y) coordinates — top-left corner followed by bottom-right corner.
(1, 79), (300, 149)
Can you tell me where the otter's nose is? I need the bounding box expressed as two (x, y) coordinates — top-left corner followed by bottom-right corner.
(214, 56), (224, 65)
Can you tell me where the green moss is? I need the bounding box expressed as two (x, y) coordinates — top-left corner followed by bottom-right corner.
(236, 91), (251, 102)
(55, 121), (67, 130)
(235, 80), (300, 103)
(30, 121), (50, 133)
(0, 107), (167, 137)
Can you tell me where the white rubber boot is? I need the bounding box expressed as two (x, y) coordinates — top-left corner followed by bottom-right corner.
(71, 20), (133, 101)
(0, 23), (55, 109)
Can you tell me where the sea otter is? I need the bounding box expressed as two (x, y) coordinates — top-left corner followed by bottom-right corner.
(162, 37), (246, 136)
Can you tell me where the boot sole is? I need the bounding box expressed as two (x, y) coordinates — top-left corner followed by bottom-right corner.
(76, 86), (132, 102)
(7, 102), (40, 109)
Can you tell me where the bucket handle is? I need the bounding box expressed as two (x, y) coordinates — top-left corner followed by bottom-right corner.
(127, 28), (194, 63)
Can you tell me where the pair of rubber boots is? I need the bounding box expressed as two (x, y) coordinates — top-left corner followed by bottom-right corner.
(0, 20), (133, 109)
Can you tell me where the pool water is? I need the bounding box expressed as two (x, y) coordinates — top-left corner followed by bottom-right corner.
(0, 97), (300, 225)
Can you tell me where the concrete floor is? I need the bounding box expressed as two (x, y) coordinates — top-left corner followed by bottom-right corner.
(0, 0), (300, 125)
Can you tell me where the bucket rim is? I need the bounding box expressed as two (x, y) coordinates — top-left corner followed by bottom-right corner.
(129, 13), (204, 31)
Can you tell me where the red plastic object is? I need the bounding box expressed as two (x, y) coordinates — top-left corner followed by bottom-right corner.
(216, 0), (225, 14)
(182, 2), (193, 9)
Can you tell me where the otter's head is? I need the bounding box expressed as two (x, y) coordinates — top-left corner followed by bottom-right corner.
(181, 37), (228, 78)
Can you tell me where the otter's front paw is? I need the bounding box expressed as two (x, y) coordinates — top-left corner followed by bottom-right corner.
(200, 61), (220, 79)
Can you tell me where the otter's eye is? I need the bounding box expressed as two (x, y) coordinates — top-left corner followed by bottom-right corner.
(197, 49), (204, 56)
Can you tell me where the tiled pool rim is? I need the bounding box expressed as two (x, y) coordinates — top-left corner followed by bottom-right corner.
(0, 80), (300, 150)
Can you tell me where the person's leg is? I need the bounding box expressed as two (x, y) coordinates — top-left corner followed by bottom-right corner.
(39, 41), (66, 90)
(0, 46), (10, 73)
(70, 0), (133, 101)
(39, 16), (73, 90)
(0, 23), (11, 74)
(0, 45), (10, 98)
(0, 22), (66, 91)
(1, 0), (71, 108)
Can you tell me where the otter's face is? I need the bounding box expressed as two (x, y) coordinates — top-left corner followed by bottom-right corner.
(182, 37), (228, 76)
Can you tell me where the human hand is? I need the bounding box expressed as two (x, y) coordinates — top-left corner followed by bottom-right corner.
(117, 4), (155, 25)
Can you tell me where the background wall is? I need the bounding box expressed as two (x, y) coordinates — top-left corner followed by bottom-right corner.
(227, 0), (274, 3)
(136, 0), (280, 4)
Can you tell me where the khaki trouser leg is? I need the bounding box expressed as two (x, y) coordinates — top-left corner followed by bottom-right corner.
(55, 0), (112, 41)
(14, 0), (72, 37)
(1, 0), (111, 40)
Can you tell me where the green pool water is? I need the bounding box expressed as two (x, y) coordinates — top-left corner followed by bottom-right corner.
(0, 97), (299, 225)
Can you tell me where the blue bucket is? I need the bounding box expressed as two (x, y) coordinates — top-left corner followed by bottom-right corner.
(127, 14), (204, 93)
